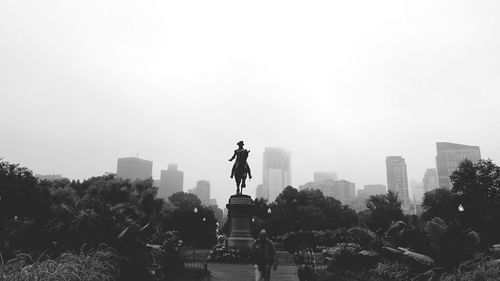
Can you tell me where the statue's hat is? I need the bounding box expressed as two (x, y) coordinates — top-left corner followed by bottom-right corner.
(237, 141), (244, 146)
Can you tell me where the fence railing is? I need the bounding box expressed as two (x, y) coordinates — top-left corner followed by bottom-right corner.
(181, 248), (208, 271)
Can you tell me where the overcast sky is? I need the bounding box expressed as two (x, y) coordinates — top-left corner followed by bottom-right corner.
(1, 0), (499, 206)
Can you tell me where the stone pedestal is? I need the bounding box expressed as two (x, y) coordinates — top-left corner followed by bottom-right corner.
(226, 194), (254, 249)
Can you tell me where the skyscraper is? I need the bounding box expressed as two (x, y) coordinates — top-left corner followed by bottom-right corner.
(313, 172), (338, 183)
(436, 142), (481, 190)
(386, 156), (410, 203)
(191, 180), (210, 205)
(116, 157), (153, 181)
(422, 168), (438, 193)
(334, 180), (356, 204)
(255, 184), (266, 199)
(159, 164), (184, 201)
(263, 147), (291, 202)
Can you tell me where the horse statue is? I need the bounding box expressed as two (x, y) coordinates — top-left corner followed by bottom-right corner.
(233, 149), (250, 195)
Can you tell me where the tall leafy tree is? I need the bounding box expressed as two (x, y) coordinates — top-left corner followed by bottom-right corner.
(421, 188), (457, 221)
(365, 190), (404, 232)
(451, 159), (500, 245)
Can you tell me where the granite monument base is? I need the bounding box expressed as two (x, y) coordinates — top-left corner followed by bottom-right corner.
(226, 194), (254, 249)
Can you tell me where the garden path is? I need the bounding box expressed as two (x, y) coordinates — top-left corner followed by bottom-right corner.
(207, 264), (298, 281)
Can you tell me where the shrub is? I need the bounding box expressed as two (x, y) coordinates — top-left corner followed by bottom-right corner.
(207, 245), (251, 263)
(0, 244), (119, 281)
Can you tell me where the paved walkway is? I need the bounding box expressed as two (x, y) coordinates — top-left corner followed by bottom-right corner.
(207, 263), (298, 281)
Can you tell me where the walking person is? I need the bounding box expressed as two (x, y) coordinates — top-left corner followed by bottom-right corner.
(252, 229), (278, 281)
(293, 244), (317, 281)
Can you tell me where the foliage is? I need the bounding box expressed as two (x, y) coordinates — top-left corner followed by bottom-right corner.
(364, 190), (404, 232)
(166, 192), (217, 249)
(264, 186), (357, 236)
(440, 254), (500, 281)
(207, 245), (251, 263)
(424, 217), (480, 266)
(322, 243), (361, 269)
(370, 259), (411, 281)
(451, 159), (500, 245)
(0, 244), (120, 281)
(0, 158), (196, 280)
(422, 188), (458, 222)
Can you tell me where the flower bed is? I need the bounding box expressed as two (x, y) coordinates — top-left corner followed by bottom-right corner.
(206, 245), (252, 263)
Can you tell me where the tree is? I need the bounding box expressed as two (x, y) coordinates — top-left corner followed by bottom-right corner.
(450, 159), (500, 245)
(364, 190), (404, 232)
(421, 188), (457, 222)
(168, 192), (202, 211)
(267, 186), (357, 235)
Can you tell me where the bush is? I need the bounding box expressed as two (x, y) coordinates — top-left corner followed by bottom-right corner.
(323, 243), (361, 269)
(207, 245), (251, 263)
(440, 255), (500, 281)
(0, 244), (119, 281)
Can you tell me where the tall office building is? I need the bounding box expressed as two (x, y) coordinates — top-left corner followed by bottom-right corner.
(422, 168), (438, 193)
(386, 156), (410, 203)
(436, 142), (481, 190)
(116, 157), (153, 181)
(299, 179), (355, 204)
(255, 184), (266, 199)
(357, 184), (387, 197)
(334, 180), (356, 204)
(159, 164), (184, 201)
(263, 147), (291, 202)
(191, 180), (210, 205)
(313, 172), (338, 183)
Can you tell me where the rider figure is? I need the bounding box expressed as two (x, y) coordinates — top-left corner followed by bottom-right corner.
(229, 141), (252, 179)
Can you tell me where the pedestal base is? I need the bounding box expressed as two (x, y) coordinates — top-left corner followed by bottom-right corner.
(226, 194), (254, 249)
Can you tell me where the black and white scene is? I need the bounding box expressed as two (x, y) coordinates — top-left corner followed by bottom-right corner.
(1, 1), (500, 280)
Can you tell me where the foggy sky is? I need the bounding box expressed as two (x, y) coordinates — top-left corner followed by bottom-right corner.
(1, 0), (499, 207)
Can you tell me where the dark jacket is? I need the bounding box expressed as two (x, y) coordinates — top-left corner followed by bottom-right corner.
(251, 238), (277, 265)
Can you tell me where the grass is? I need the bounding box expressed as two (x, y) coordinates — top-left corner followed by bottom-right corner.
(0, 245), (120, 281)
(440, 257), (500, 281)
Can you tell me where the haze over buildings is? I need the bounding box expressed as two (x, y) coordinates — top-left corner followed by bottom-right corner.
(436, 142), (481, 190)
(159, 164), (184, 201)
(423, 168), (438, 193)
(314, 172), (338, 183)
(116, 157), (153, 181)
(386, 156), (410, 204)
(262, 147), (291, 202)
(2, 1), (500, 208)
(189, 180), (211, 206)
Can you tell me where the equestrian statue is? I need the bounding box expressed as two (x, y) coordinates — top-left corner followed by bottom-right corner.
(228, 141), (252, 195)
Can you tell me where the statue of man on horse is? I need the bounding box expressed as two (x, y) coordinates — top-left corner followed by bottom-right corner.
(228, 141), (252, 195)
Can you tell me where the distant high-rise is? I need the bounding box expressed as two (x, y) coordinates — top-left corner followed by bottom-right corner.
(159, 164), (184, 201)
(358, 184), (387, 197)
(255, 184), (266, 199)
(422, 168), (438, 193)
(117, 157), (153, 181)
(263, 147), (291, 202)
(313, 172), (338, 183)
(352, 184), (386, 212)
(334, 180), (356, 204)
(299, 179), (355, 204)
(191, 180), (210, 205)
(386, 156), (410, 203)
(36, 174), (63, 181)
(436, 142), (481, 190)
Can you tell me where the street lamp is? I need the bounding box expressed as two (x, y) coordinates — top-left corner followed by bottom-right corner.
(458, 204), (464, 212)
(194, 207), (198, 214)
(267, 208), (272, 215)
(203, 217), (206, 222)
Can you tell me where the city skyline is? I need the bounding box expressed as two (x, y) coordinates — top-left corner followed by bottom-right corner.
(4, 140), (496, 207)
(2, 0), (500, 208)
